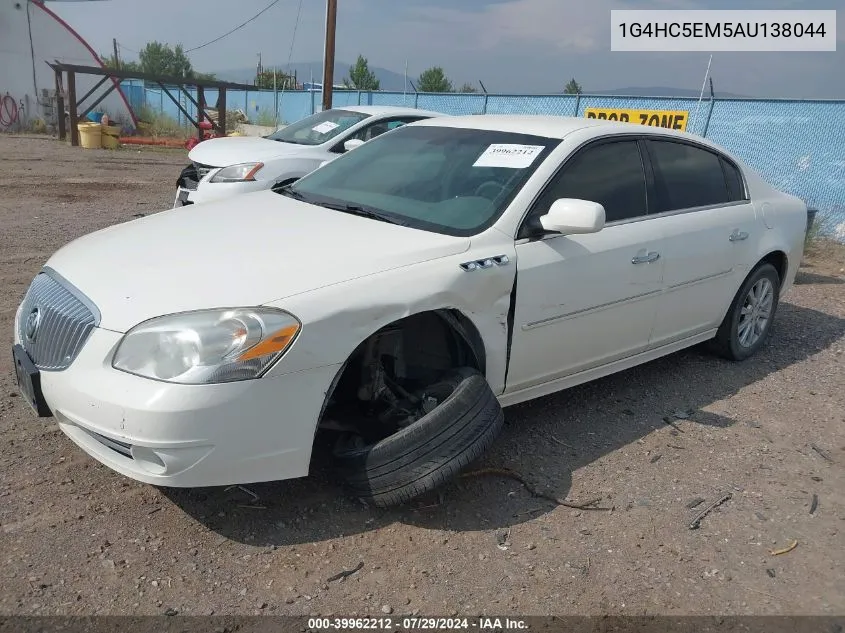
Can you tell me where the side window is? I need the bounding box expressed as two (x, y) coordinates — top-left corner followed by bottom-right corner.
(721, 157), (747, 202)
(347, 117), (424, 143)
(529, 140), (648, 226)
(387, 117), (426, 130)
(647, 140), (730, 212)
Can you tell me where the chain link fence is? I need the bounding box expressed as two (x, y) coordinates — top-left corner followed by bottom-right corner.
(126, 82), (845, 241)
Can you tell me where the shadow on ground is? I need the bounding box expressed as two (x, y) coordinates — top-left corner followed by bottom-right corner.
(794, 270), (844, 285)
(162, 302), (844, 545)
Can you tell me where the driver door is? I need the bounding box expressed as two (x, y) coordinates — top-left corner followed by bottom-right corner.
(506, 138), (665, 393)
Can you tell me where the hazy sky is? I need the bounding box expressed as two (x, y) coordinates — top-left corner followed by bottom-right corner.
(51, 0), (844, 98)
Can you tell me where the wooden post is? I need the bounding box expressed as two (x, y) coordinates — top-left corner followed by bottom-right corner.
(113, 38), (121, 70)
(55, 69), (66, 141)
(67, 71), (79, 147)
(196, 85), (205, 141)
(218, 88), (227, 136)
(321, 0), (338, 111)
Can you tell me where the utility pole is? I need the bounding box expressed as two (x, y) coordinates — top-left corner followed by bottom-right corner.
(321, 0), (338, 111)
(112, 38), (120, 69)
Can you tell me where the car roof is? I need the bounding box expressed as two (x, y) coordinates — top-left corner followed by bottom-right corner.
(335, 105), (445, 118)
(410, 114), (716, 146)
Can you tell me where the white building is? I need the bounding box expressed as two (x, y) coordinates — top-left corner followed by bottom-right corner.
(0, 0), (136, 132)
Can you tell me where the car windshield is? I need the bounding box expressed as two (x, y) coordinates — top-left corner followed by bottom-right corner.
(281, 125), (560, 236)
(265, 109), (371, 146)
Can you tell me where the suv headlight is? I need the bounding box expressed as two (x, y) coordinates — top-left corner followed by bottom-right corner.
(112, 308), (300, 384)
(209, 162), (264, 183)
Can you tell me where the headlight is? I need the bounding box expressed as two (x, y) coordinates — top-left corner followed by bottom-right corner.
(112, 308), (300, 384)
(209, 162), (264, 183)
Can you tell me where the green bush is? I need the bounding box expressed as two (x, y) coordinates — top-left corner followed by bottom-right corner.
(254, 109), (278, 127)
(137, 104), (187, 138)
(805, 211), (832, 251)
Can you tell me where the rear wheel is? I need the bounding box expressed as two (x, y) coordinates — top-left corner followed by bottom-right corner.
(711, 263), (780, 361)
(332, 367), (504, 507)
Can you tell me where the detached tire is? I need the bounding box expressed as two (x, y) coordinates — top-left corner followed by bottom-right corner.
(334, 367), (504, 507)
(711, 262), (781, 361)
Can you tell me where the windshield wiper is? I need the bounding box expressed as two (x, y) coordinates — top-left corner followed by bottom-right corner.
(317, 202), (408, 226)
(277, 188), (406, 226)
(276, 185), (308, 200)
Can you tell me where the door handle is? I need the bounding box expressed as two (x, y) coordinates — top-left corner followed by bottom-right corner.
(632, 251), (660, 264)
(729, 229), (749, 242)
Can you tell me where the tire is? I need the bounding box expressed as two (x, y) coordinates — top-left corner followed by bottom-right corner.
(333, 367), (505, 507)
(711, 263), (781, 361)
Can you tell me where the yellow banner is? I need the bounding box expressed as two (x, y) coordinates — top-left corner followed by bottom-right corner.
(584, 108), (689, 131)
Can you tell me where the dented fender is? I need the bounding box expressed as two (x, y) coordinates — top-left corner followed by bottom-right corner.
(262, 236), (518, 396)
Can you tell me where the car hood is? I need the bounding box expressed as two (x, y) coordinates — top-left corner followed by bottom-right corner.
(188, 136), (312, 167)
(45, 191), (470, 332)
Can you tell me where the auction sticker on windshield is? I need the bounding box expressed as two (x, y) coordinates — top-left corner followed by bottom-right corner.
(473, 144), (546, 168)
(313, 121), (340, 134)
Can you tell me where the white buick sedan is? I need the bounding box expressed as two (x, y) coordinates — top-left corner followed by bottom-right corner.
(174, 105), (443, 207)
(13, 115), (806, 507)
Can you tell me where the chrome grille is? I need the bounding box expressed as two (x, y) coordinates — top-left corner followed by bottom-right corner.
(17, 270), (99, 371)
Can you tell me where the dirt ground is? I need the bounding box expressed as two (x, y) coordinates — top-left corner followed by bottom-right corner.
(0, 134), (843, 618)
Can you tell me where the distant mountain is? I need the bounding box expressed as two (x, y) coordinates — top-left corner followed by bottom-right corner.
(596, 86), (750, 99)
(214, 61), (409, 91)
(213, 65), (751, 99)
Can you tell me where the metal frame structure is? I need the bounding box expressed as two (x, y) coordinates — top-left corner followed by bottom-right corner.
(47, 62), (260, 146)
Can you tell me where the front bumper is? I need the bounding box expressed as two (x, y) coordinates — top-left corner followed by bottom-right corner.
(173, 179), (267, 208)
(15, 325), (341, 488)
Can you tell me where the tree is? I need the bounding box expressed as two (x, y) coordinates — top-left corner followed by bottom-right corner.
(139, 41), (193, 77)
(417, 66), (453, 93)
(101, 45), (214, 79)
(344, 54), (380, 90)
(458, 82), (478, 93)
(255, 68), (295, 90)
(563, 78), (583, 94)
(100, 53), (140, 73)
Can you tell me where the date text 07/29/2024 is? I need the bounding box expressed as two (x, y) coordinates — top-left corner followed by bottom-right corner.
(306, 617), (528, 631)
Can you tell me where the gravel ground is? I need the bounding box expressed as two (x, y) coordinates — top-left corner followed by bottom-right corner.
(0, 134), (843, 618)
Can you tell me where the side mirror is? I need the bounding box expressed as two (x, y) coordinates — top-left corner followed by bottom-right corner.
(343, 138), (365, 152)
(539, 198), (605, 235)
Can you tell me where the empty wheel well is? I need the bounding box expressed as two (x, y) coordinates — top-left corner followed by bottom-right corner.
(316, 310), (486, 441)
(760, 251), (788, 286)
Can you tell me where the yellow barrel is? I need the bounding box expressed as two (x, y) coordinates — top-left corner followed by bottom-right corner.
(101, 124), (121, 149)
(101, 134), (119, 149)
(77, 122), (102, 149)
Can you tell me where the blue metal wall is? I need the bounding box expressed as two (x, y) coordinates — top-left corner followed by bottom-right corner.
(120, 81), (845, 240)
